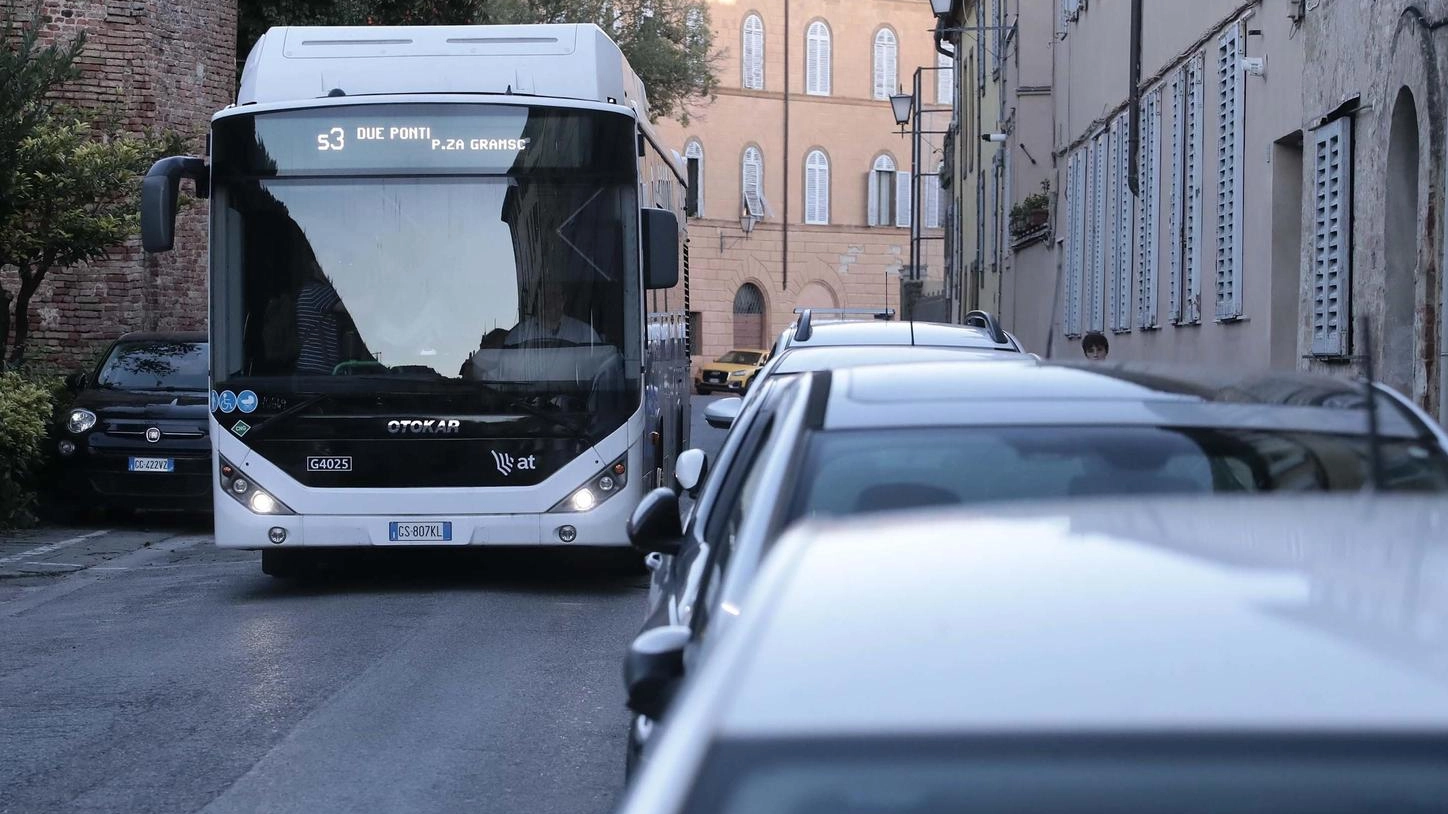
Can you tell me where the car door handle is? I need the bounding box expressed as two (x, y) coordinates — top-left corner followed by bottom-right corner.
(645, 552), (664, 571)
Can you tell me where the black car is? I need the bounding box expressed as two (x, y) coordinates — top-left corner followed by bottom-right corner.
(54, 332), (212, 513)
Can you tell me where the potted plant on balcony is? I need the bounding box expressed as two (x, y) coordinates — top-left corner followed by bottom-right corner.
(1009, 181), (1051, 239)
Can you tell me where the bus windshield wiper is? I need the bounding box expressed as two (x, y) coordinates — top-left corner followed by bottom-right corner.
(241, 392), (336, 442)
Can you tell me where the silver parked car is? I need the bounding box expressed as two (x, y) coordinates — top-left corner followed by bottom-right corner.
(624, 359), (1448, 772)
(619, 494), (1448, 813)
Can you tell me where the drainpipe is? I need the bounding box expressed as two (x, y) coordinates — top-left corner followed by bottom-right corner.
(782, 0), (790, 294)
(1127, 0), (1143, 194)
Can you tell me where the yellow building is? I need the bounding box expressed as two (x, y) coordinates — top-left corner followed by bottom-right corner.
(655, 0), (946, 365)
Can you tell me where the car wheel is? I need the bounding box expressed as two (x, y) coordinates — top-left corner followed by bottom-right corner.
(261, 549), (315, 578)
(695, 385), (707, 396)
(624, 715), (645, 780)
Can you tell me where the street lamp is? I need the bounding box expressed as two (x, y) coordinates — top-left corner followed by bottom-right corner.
(928, 0), (953, 16)
(889, 90), (914, 135)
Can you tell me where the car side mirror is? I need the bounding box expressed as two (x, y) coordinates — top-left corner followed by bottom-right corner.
(674, 448), (708, 496)
(628, 487), (684, 556)
(64, 371), (87, 391)
(703, 397), (742, 430)
(625, 624), (691, 720)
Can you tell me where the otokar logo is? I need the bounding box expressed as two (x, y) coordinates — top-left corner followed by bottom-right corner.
(491, 450), (538, 477)
(386, 419), (462, 435)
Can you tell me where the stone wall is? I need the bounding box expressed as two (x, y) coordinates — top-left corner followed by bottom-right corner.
(1, 0), (235, 369)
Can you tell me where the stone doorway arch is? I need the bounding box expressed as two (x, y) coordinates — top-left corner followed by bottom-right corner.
(732, 283), (767, 349)
(1384, 87), (1421, 396)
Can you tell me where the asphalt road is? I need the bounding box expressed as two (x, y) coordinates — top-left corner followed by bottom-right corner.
(0, 396), (731, 814)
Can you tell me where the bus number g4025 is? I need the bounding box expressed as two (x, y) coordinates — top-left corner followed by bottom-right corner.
(306, 456), (353, 472)
(317, 127), (345, 151)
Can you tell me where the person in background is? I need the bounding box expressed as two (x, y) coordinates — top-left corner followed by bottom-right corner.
(1082, 331), (1109, 361)
(504, 278), (602, 346)
(294, 252), (346, 374)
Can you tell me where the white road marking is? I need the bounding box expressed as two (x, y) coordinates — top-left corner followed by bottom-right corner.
(0, 530), (111, 566)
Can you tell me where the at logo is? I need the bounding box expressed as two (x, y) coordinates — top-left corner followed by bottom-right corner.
(491, 450), (537, 476)
(386, 419), (462, 435)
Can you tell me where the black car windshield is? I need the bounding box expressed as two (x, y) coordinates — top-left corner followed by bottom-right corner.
(718, 351), (762, 365)
(96, 341), (208, 391)
(207, 104), (642, 435)
(786, 425), (1448, 524)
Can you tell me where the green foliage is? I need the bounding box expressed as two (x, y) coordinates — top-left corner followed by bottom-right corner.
(0, 2), (85, 220)
(0, 371), (54, 528)
(237, 0), (720, 123)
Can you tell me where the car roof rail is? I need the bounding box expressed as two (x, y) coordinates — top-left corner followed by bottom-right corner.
(796, 308), (815, 342)
(964, 310), (1009, 345)
(792, 307), (896, 321)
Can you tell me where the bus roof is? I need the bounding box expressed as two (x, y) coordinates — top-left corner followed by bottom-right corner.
(237, 24), (652, 119)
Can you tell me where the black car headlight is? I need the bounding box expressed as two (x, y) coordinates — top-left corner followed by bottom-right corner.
(66, 408), (97, 434)
(219, 456), (295, 515)
(549, 454), (629, 513)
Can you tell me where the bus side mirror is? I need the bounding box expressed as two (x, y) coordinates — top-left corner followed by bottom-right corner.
(685, 157), (701, 218)
(141, 156), (208, 253)
(642, 208), (680, 290)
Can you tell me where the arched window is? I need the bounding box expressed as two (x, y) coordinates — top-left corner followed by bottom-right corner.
(684, 140), (704, 216)
(742, 14), (765, 90)
(873, 29), (898, 100)
(868, 154), (897, 226)
(804, 150), (830, 225)
(742, 146), (765, 218)
(936, 51), (954, 104)
(733, 283), (766, 348)
(806, 21), (831, 96)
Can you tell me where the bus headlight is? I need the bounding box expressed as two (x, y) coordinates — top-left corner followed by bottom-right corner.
(549, 454), (628, 513)
(67, 409), (97, 434)
(219, 456), (295, 515)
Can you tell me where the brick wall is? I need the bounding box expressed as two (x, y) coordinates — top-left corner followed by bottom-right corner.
(2, 0), (235, 369)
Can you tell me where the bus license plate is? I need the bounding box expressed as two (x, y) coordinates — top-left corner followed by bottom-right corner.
(128, 457), (174, 473)
(389, 521), (453, 543)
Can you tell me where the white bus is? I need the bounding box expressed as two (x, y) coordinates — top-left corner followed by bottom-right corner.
(140, 24), (692, 576)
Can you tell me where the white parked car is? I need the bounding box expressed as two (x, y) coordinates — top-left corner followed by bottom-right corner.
(619, 494), (1448, 813)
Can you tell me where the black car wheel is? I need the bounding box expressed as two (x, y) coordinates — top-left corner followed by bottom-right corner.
(695, 385), (708, 396)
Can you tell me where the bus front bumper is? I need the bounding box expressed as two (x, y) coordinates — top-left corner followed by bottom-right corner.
(213, 484), (638, 550)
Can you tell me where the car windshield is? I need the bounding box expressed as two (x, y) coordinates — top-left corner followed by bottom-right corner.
(718, 351), (762, 365)
(785, 426), (1448, 524)
(683, 738), (1448, 814)
(96, 341), (208, 391)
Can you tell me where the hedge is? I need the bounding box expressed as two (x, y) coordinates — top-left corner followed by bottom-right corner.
(0, 371), (55, 528)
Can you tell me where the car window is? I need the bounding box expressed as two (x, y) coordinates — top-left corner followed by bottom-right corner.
(692, 408), (783, 639)
(96, 341), (209, 391)
(717, 351), (762, 365)
(785, 426), (1448, 526)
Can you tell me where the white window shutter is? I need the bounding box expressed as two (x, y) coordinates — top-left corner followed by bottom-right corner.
(1114, 113), (1134, 332)
(742, 147), (764, 218)
(1182, 52), (1205, 324)
(926, 173), (942, 229)
(1137, 87), (1162, 329)
(873, 30), (897, 100)
(743, 15), (764, 90)
(937, 52), (953, 104)
(1064, 150), (1085, 336)
(1168, 70), (1184, 324)
(867, 171), (880, 226)
(1311, 117), (1352, 356)
(1215, 21), (1246, 320)
(808, 23), (831, 96)
(805, 151), (829, 225)
(1089, 129), (1108, 333)
(895, 171), (912, 228)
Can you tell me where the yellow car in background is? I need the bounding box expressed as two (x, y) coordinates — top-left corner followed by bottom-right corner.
(694, 349), (770, 395)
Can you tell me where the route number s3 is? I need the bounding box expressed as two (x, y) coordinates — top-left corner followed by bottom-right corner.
(317, 127), (345, 151)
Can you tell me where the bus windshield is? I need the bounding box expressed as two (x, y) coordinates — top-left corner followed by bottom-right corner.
(208, 104), (642, 439)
